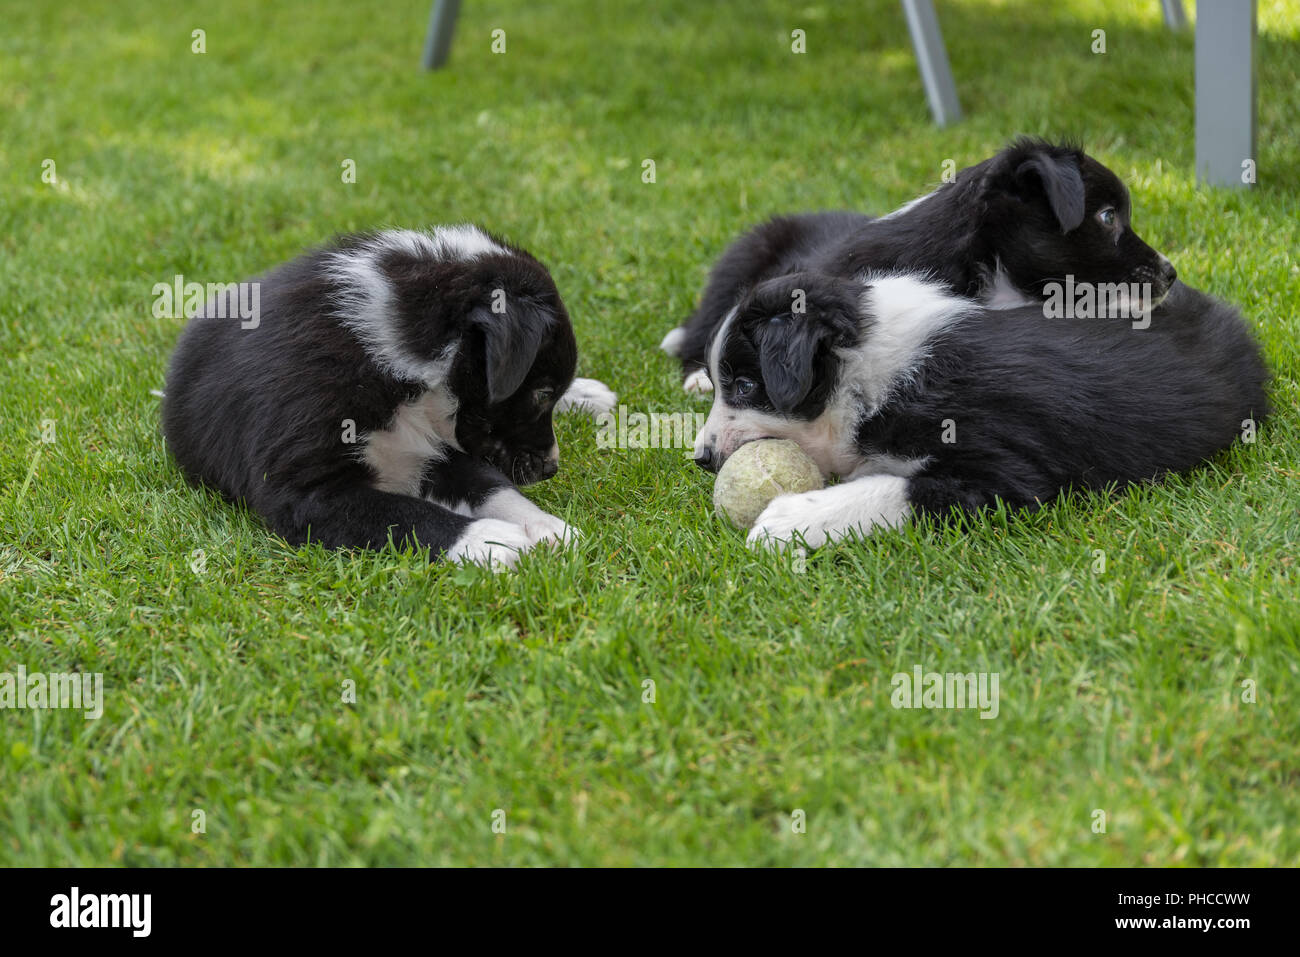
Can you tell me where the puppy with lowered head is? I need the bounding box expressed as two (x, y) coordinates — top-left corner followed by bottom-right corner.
(693, 271), (1268, 549)
(162, 225), (615, 567)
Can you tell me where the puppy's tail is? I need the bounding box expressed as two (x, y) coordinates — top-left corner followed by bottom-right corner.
(658, 326), (687, 356)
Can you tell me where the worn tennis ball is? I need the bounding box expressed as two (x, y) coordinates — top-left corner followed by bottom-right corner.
(713, 439), (824, 529)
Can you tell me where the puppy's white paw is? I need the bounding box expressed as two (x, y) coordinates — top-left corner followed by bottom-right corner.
(659, 326), (686, 356)
(556, 377), (617, 417)
(747, 493), (833, 551)
(747, 476), (911, 552)
(446, 518), (534, 570)
(683, 368), (713, 395)
(521, 510), (580, 549)
(472, 487), (578, 551)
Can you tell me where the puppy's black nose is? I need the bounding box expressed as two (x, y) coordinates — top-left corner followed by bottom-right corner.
(1160, 260), (1177, 285)
(694, 447), (715, 472)
(540, 458), (559, 480)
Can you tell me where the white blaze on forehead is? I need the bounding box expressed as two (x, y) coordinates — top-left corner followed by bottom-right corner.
(695, 299), (855, 476)
(706, 306), (739, 387)
(696, 272), (970, 479)
(696, 306), (740, 459)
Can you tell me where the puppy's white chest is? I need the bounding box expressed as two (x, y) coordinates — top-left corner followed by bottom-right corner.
(362, 387), (459, 496)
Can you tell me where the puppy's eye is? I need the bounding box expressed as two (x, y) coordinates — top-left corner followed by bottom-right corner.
(1097, 207), (1117, 227)
(732, 377), (757, 398)
(532, 387), (555, 407)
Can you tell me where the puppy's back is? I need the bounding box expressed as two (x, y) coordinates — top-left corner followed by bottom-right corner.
(160, 245), (400, 507)
(870, 282), (1269, 506)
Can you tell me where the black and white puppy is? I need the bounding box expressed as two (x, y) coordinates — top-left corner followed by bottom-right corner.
(662, 139), (1178, 392)
(693, 272), (1268, 549)
(162, 226), (616, 567)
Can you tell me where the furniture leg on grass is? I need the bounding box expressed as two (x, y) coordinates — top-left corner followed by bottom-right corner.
(422, 0), (462, 70)
(1162, 0), (1188, 30)
(1195, 0), (1257, 187)
(901, 0), (962, 127)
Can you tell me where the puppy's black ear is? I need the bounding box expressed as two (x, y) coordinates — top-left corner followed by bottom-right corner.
(470, 300), (554, 403)
(1015, 153), (1085, 233)
(758, 318), (826, 412)
(757, 315), (852, 414)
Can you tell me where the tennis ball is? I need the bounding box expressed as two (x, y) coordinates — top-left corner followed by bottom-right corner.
(713, 439), (824, 529)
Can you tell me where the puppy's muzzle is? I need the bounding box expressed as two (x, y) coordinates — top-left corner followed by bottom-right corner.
(485, 443), (560, 485)
(694, 446), (719, 473)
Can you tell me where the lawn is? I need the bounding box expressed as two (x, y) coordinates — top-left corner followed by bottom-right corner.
(1, 0), (1297, 866)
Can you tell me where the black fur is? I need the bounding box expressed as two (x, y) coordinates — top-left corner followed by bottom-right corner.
(704, 276), (1269, 523)
(739, 272), (860, 414)
(161, 228), (577, 557)
(670, 138), (1177, 379)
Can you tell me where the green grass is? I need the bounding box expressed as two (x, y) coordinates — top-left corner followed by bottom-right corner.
(1, 0), (1298, 866)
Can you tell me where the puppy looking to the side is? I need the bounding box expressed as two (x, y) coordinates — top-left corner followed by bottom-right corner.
(161, 225), (616, 568)
(662, 138), (1178, 393)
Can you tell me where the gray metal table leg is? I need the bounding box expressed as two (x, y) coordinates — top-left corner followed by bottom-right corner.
(422, 0), (463, 70)
(1195, 0), (1257, 187)
(901, 0), (962, 126)
(1161, 0), (1188, 30)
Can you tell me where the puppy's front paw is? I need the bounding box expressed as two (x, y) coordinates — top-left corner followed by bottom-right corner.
(683, 368), (713, 395)
(746, 476), (911, 552)
(747, 492), (833, 551)
(446, 519), (534, 570)
(522, 510), (580, 549)
(474, 488), (578, 550)
(556, 377), (617, 417)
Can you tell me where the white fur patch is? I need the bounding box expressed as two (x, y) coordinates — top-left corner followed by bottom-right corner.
(425, 224), (507, 261)
(474, 487), (578, 547)
(747, 474), (911, 550)
(695, 273), (968, 480)
(695, 402), (855, 479)
(707, 306), (739, 385)
(362, 381), (460, 496)
(326, 225), (506, 384)
(845, 453), (929, 481)
(426, 496), (475, 517)
(981, 261), (1039, 310)
(556, 377), (617, 416)
(848, 273), (973, 413)
(659, 326), (686, 356)
(446, 518), (536, 570)
(876, 188), (938, 222)
(683, 368), (714, 395)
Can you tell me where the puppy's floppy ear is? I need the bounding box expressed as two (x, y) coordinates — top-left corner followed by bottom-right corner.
(757, 316), (833, 413)
(470, 299), (554, 403)
(1015, 152), (1085, 233)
